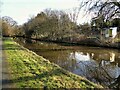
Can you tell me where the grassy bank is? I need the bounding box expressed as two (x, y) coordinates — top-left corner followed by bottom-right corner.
(3, 37), (103, 88)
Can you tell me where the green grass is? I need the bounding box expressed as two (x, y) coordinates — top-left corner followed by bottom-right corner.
(3, 37), (103, 88)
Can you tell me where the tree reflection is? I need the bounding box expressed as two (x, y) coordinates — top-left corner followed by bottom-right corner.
(15, 38), (120, 87)
(110, 52), (115, 62)
(70, 51), (120, 87)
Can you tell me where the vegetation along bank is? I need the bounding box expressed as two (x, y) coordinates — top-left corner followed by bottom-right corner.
(3, 37), (103, 88)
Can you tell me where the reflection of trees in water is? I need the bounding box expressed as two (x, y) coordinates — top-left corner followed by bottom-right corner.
(86, 51), (120, 67)
(15, 38), (120, 88)
(76, 60), (119, 87)
(60, 51), (79, 72)
(70, 52), (120, 87)
(109, 75), (120, 88)
(110, 52), (115, 62)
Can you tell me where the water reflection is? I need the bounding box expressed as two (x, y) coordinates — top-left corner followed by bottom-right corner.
(110, 52), (115, 62)
(69, 51), (120, 86)
(15, 38), (120, 87)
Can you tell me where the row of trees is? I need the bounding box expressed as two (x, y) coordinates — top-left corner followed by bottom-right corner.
(1, 16), (19, 36)
(1, 0), (120, 43)
(19, 9), (82, 41)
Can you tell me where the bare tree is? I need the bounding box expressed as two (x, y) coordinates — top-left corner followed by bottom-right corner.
(2, 16), (17, 27)
(78, 0), (120, 21)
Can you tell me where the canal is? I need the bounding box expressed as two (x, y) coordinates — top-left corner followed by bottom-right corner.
(15, 38), (120, 87)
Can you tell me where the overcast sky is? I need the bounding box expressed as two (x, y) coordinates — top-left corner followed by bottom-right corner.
(1, 0), (92, 25)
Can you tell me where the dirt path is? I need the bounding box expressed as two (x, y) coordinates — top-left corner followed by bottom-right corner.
(1, 38), (14, 88)
(0, 38), (2, 89)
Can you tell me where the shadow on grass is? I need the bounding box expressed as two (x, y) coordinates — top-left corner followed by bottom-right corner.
(2, 68), (70, 87)
(3, 43), (24, 50)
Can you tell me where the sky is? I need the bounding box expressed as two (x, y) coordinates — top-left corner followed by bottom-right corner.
(1, 0), (92, 25)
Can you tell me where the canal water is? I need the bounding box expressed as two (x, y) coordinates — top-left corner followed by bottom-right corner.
(15, 38), (120, 87)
